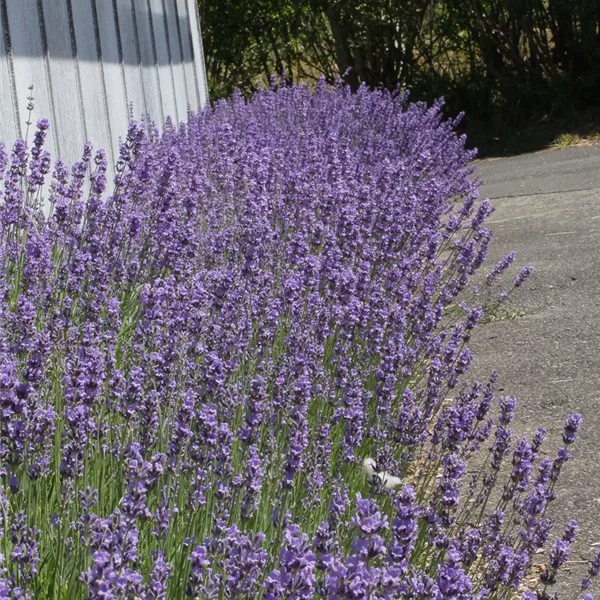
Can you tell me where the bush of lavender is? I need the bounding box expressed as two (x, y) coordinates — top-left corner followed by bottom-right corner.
(0, 81), (592, 599)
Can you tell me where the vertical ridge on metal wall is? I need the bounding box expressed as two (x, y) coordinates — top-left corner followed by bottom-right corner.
(6, 0), (56, 154)
(170, 0), (190, 111)
(148, 0), (177, 124)
(65, 0), (88, 153)
(111, 0), (130, 117)
(159, 0), (180, 121)
(179, 0), (201, 110)
(90, 0), (117, 168)
(122, 0), (149, 122)
(0, 0), (21, 140)
(164, 0), (189, 118)
(193, 0), (209, 105)
(36, 0), (61, 157)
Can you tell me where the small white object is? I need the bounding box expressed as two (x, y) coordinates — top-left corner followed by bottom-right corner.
(362, 457), (402, 489)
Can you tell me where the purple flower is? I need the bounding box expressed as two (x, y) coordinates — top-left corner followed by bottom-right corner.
(486, 251), (516, 284)
(266, 524), (315, 600)
(562, 519), (578, 543)
(498, 396), (517, 425)
(0, 79), (575, 598)
(589, 548), (600, 577)
(436, 547), (472, 599)
(390, 486), (418, 565)
(9, 512), (40, 583)
(218, 527), (267, 598)
(562, 412), (582, 445)
(436, 455), (465, 525)
(241, 445), (264, 520)
(532, 427), (547, 453)
(511, 437), (534, 490)
(544, 540), (571, 578)
(513, 266), (533, 287)
(351, 494), (389, 536)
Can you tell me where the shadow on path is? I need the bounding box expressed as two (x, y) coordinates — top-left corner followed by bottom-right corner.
(464, 108), (600, 159)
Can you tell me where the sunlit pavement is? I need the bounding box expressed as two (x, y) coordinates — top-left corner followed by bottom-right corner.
(472, 144), (600, 589)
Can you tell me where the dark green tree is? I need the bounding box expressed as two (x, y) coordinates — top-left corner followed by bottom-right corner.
(200, 0), (600, 129)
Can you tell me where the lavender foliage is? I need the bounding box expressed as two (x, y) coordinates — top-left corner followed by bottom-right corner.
(0, 81), (587, 599)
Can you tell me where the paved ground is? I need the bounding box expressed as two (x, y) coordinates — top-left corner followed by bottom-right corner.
(472, 144), (600, 590)
(477, 144), (600, 198)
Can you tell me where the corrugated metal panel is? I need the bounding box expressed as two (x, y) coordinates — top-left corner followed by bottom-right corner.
(71, 0), (115, 164)
(41, 0), (86, 160)
(164, 0), (189, 121)
(115, 0), (148, 121)
(187, 0), (208, 106)
(148, 0), (179, 124)
(0, 2), (19, 143)
(0, 0), (208, 170)
(175, 0), (200, 110)
(95, 0), (130, 156)
(131, 0), (165, 126)
(5, 0), (59, 157)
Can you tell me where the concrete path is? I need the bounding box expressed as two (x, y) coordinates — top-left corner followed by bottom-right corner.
(472, 144), (600, 590)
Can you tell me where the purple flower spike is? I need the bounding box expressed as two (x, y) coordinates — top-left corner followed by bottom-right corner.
(351, 494), (389, 536)
(513, 266), (533, 287)
(436, 547), (472, 599)
(266, 524), (316, 600)
(589, 548), (600, 577)
(562, 412), (582, 445)
(486, 251), (516, 284)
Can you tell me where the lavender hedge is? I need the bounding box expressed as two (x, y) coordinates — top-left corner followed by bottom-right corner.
(0, 81), (592, 599)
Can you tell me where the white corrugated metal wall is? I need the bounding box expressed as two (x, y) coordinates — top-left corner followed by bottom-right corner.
(0, 0), (208, 169)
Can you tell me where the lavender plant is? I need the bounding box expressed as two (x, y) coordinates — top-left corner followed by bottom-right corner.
(0, 80), (587, 599)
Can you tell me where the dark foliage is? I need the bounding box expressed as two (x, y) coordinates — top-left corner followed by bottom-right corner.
(199, 0), (600, 133)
